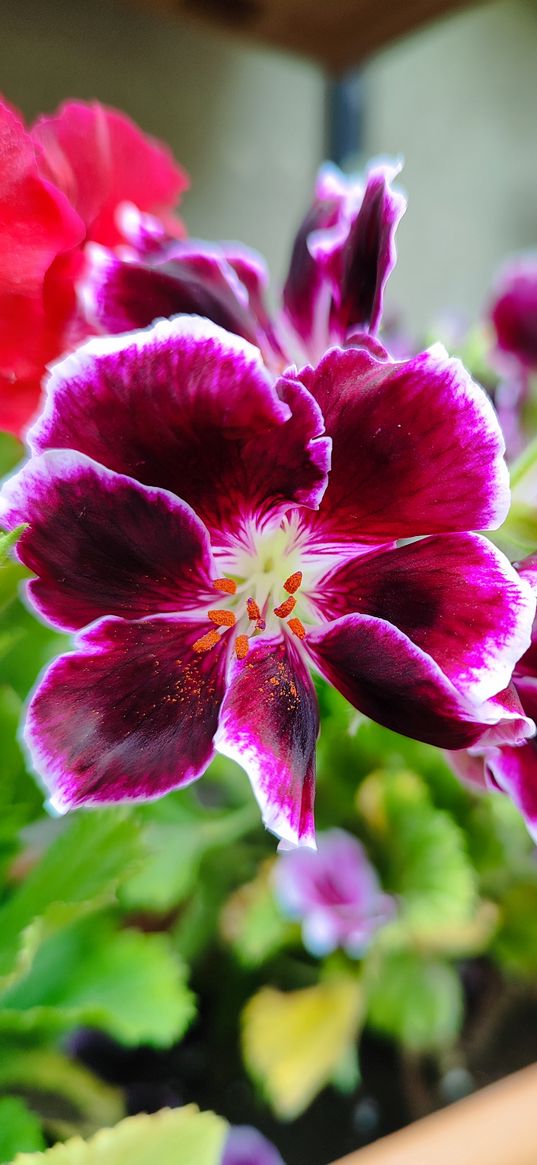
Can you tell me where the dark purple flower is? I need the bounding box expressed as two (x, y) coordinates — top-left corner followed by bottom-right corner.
(221, 1126), (284, 1165)
(450, 554), (537, 840)
(81, 161), (406, 370)
(1, 317), (534, 846)
(490, 257), (537, 370)
(274, 829), (395, 956)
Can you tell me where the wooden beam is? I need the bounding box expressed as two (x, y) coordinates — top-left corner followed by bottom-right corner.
(330, 1063), (537, 1165)
(149, 0), (485, 71)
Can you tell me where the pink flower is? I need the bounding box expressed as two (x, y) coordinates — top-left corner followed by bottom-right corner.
(1, 316), (533, 847)
(274, 829), (395, 956)
(450, 554), (537, 840)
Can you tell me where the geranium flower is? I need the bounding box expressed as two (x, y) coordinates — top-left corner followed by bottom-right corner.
(221, 1126), (284, 1165)
(0, 95), (188, 436)
(490, 256), (537, 370)
(274, 829), (395, 956)
(0, 99), (83, 436)
(1, 317), (535, 847)
(450, 555), (537, 839)
(82, 161), (406, 370)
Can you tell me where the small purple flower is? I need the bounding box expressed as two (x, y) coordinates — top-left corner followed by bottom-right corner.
(221, 1126), (285, 1165)
(81, 161), (406, 370)
(490, 256), (537, 370)
(274, 829), (395, 957)
(450, 554), (537, 841)
(1, 314), (534, 846)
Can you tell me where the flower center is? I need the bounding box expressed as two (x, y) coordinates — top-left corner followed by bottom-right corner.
(193, 522), (310, 660)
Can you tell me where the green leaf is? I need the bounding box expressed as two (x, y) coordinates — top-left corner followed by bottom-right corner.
(0, 433), (24, 477)
(9, 1105), (227, 1165)
(121, 802), (257, 914)
(366, 948), (464, 1051)
(0, 599), (67, 703)
(220, 860), (292, 967)
(0, 1098), (45, 1162)
(357, 770), (477, 935)
(0, 1048), (122, 1141)
(492, 881), (537, 977)
(0, 812), (143, 987)
(0, 918), (196, 1047)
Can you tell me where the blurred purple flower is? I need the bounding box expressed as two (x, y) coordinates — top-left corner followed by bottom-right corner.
(490, 256), (537, 370)
(222, 1126), (285, 1165)
(274, 829), (396, 957)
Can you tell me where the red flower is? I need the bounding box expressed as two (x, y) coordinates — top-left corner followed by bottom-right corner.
(0, 96), (188, 437)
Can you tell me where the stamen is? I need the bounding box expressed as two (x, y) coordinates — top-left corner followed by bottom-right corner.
(213, 577), (237, 595)
(193, 629), (221, 653)
(208, 609), (236, 627)
(284, 571), (303, 595)
(274, 595), (296, 618)
(235, 634), (250, 660)
(288, 617), (306, 640)
(247, 598), (261, 622)
(256, 618), (266, 631)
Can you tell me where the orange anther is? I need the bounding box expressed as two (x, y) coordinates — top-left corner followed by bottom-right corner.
(193, 629), (220, 653)
(247, 597), (261, 622)
(213, 577), (237, 595)
(235, 634), (250, 660)
(288, 617), (306, 640)
(208, 609), (236, 628)
(274, 595), (296, 618)
(284, 571), (302, 595)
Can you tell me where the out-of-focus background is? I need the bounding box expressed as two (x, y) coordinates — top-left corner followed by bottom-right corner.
(2, 0), (537, 332)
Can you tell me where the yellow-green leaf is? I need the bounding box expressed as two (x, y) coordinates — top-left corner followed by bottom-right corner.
(242, 977), (363, 1119)
(10, 1106), (227, 1165)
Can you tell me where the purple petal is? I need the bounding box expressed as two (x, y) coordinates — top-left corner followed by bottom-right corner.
(274, 828), (394, 957)
(26, 616), (228, 810)
(221, 1127), (285, 1165)
(319, 162), (406, 335)
(30, 317), (329, 542)
(281, 170), (345, 357)
(300, 343), (510, 547)
(490, 256), (537, 369)
(0, 450), (215, 631)
(314, 533), (535, 705)
(83, 241), (262, 345)
(214, 636), (318, 848)
(306, 614), (534, 750)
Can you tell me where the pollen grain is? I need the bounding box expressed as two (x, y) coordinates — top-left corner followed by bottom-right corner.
(288, 617), (306, 640)
(235, 634), (250, 660)
(208, 608), (236, 627)
(193, 629), (220, 653)
(213, 577), (237, 595)
(274, 595), (296, 618)
(283, 571), (303, 594)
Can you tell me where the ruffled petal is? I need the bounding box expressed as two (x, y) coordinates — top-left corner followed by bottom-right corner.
(30, 317), (329, 542)
(306, 614), (534, 750)
(214, 636), (318, 848)
(299, 343), (510, 546)
(314, 161), (406, 336)
(26, 616), (228, 810)
(83, 242), (261, 346)
(314, 533), (535, 705)
(0, 99), (84, 433)
(32, 100), (188, 246)
(0, 449), (216, 631)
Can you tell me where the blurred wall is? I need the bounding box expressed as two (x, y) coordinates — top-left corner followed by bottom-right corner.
(363, 0), (537, 336)
(0, 0), (325, 287)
